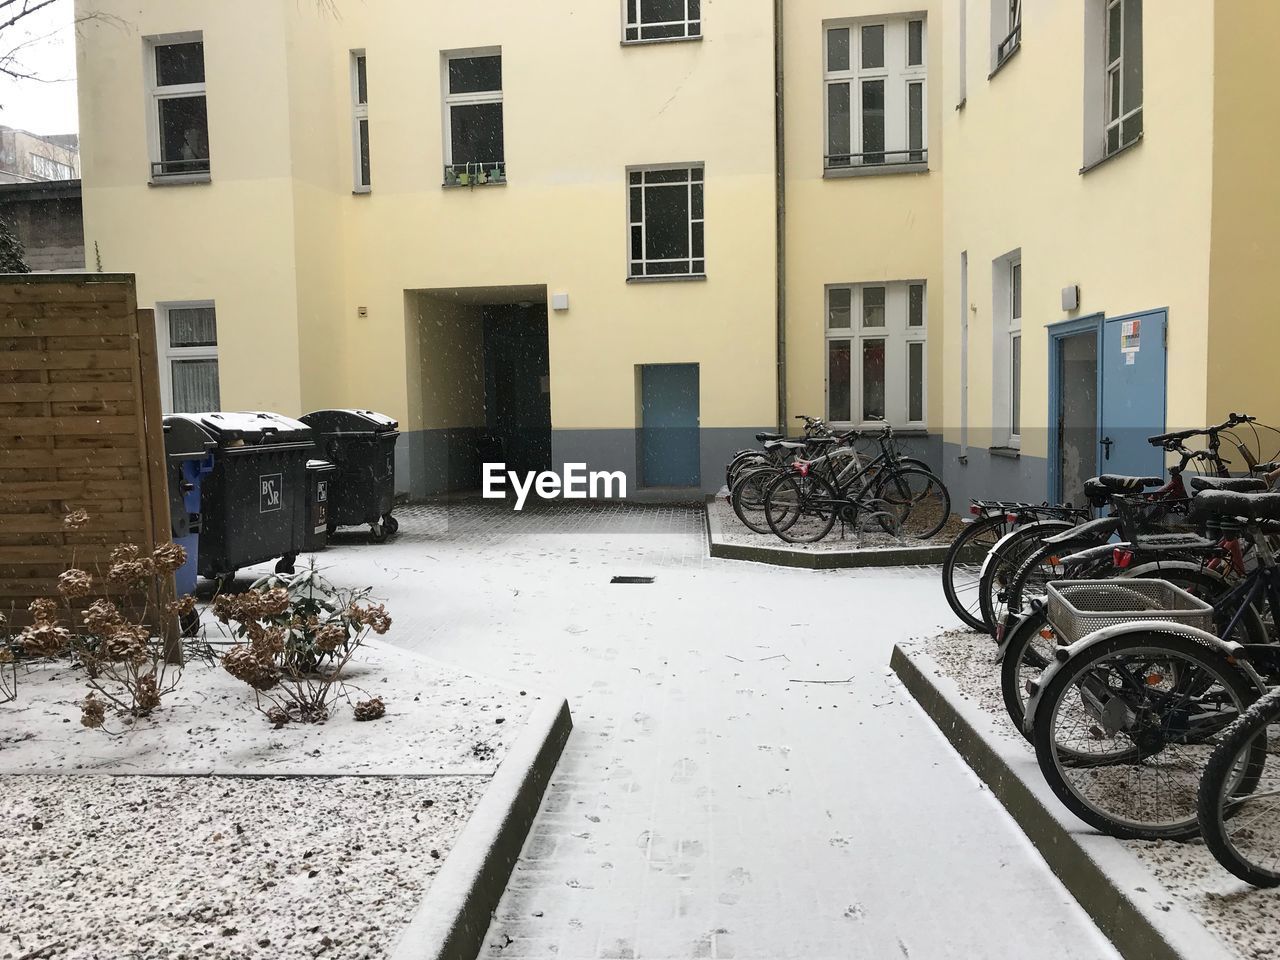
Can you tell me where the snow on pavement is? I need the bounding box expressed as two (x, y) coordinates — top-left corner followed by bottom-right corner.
(248, 501), (1123, 960)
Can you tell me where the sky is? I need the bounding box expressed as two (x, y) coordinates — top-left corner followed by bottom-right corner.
(0, 0), (80, 136)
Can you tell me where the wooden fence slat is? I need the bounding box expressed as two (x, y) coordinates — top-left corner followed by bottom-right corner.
(0, 382), (135, 403)
(0, 447), (140, 467)
(0, 416), (141, 436)
(0, 513), (146, 534)
(0, 480), (143, 500)
(0, 350), (136, 372)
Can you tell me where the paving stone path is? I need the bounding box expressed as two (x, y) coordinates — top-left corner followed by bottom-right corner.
(302, 501), (1122, 960)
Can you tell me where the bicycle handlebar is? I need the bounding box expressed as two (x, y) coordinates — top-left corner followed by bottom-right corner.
(1147, 413), (1255, 449)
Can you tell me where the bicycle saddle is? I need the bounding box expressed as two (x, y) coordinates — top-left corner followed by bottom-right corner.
(1188, 476), (1267, 494)
(755, 432), (784, 443)
(1094, 474), (1163, 492)
(1189, 490), (1280, 524)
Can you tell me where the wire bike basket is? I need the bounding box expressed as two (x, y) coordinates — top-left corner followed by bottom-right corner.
(1045, 579), (1214, 647)
(1112, 493), (1195, 535)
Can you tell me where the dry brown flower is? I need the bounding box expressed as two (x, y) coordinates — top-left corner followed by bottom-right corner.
(353, 697), (385, 722)
(100, 625), (149, 666)
(84, 599), (125, 637)
(20, 622), (71, 658)
(315, 623), (347, 653)
(63, 509), (90, 530)
(165, 595), (197, 617)
(107, 557), (155, 586)
(257, 587), (290, 618)
(348, 603), (392, 635)
(58, 568), (93, 599)
(28, 597), (58, 625)
(210, 594), (237, 624)
(80, 693), (106, 729)
(134, 673), (161, 713)
(151, 542), (187, 573)
(222, 644), (280, 691)
(265, 706), (291, 727)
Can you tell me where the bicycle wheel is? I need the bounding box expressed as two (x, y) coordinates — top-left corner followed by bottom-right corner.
(1003, 537), (1110, 622)
(999, 605), (1058, 737)
(727, 451), (768, 490)
(730, 466), (780, 535)
(942, 514), (1008, 631)
(1198, 687), (1280, 887)
(1032, 632), (1259, 840)
(978, 521), (1074, 636)
(765, 473), (839, 544)
(876, 467), (951, 540)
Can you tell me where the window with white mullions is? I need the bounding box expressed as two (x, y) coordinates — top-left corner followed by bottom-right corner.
(351, 51), (371, 191)
(825, 281), (927, 426)
(1104, 0), (1142, 155)
(158, 302), (220, 414)
(442, 50), (506, 186)
(624, 0), (701, 43)
(824, 17), (927, 171)
(628, 166), (705, 279)
(148, 35), (209, 180)
(995, 0), (1021, 67)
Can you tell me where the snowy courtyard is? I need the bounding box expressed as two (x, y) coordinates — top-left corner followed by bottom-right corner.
(2, 500), (1124, 959)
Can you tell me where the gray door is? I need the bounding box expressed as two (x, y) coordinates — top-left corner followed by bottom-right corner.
(639, 363), (700, 487)
(1057, 332), (1098, 508)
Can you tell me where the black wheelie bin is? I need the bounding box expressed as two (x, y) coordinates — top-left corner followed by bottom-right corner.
(171, 412), (315, 587)
(299, 409), (400, 541)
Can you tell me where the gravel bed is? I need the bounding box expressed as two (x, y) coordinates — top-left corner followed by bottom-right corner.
(708, 496), (963, 552)
(921, 627), (1280, 960)
(0, 774), (486, 960)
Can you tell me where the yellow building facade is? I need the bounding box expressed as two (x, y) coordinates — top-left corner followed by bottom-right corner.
(73, 0), (1278, 502)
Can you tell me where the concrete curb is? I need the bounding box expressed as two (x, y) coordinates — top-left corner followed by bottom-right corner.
(704, 497), (951, 569)
(389, 696), (574, 960)
(890, 643), (1236, 960)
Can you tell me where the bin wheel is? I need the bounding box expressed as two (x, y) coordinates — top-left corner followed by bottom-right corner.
(276, 555), (296, 575)
(369, 522), (388, 543)
(327, 522), (338, 536)
(179, 608), (201, 639)
(383, 515), (399, 535)
(212, 572), (236, 594)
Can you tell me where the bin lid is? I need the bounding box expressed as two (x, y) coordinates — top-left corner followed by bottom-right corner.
(182, 411), (314, 447)
(300, 409), (399, 436)
(306, 459), (338, 472)
(162, 415), (217, 459)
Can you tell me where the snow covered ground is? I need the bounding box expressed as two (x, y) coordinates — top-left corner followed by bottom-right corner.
(305, 500), (1121, 960)
(1, 774), (483, 960)
(924, 627), (1280, 960)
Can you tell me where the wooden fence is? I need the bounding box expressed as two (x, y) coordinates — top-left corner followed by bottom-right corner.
(0, 274), (175, 648)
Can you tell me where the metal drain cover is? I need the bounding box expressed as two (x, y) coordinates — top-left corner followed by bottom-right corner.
(610, 576), (655, 584)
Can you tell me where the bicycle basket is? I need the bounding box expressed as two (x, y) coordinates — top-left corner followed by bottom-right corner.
(1045, 579), (1214, 647)
(1113, 494), (1194, 536)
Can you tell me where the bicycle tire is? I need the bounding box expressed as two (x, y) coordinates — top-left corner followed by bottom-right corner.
(977, 521), (1075, 636)
(765, 473), (839, 544)
(1197, 687), (1280, 887)
(876, 467), (951, 540)
(942, 514), (1007, 631)
(730, 466), (781, 535)
(1032, 631), (1259, 840)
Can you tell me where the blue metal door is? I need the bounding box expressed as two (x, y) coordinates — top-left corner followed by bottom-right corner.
(640, 364), (700, 487)
(1099, 310), (1166, 480)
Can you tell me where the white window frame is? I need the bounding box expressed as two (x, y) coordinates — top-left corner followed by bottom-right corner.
(351, 50), (370, 193)
(824, 281), (928, 429)
(956, 0), (967, 107)
(627, 164), (706, 280)
(441, 47), (505, 185)
(823, 16), (928, 173)
(144, 31), (210, 183)
(156, 301), (219, 415)
(622, 0), (702, 44)
(1104, 0), (1142, 157)
(991, 251), (1022, 448)
(991, 0), (1021, 72)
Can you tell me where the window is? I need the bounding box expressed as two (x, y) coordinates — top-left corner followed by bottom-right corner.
(993, 0), (1021, 70)
(825, 281), (927, 425)
(1104, 0), (1142, 156)
(992, 252), (1021, 446)
(443, 50), (505, 186)
(31, 155), (73, 180)
(148, 36), (209, 180)
(351, 52), (370, 191)
(825, 17), (927, 172)
(158, 303), (220, 414)
(624, 0), (701, 43)
(628, 166), (705, 279)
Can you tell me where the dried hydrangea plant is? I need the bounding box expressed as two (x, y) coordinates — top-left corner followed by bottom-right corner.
(214, 566), (391, 724)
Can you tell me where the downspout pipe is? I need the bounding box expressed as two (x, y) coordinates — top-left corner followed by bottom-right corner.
(773, 0), (788, 434)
